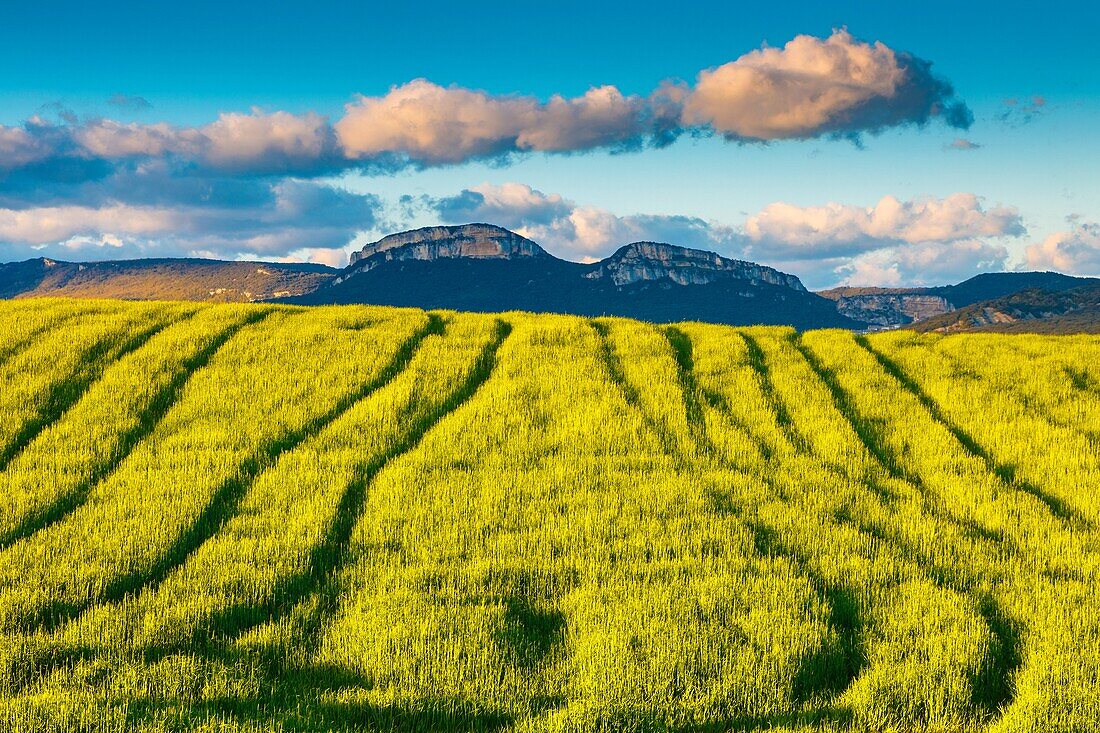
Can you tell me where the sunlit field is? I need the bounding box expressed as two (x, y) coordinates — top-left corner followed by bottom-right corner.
(0, 299), (1098, 732)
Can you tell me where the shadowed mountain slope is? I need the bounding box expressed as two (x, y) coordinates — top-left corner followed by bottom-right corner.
(0, 258), (336, 302)
(285, 224), (858, 329)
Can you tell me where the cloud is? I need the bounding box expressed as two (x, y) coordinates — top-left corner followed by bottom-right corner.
(946, 138), (980, 150)
(1024, 223), (1100, 276)
(425, 182), (738, 261)
(682, 30), (971, 141)
(832, 239), (1010, 287)
(0, 178), (382, 263)
(70, 109), (340, 175)
(0, 204), (179, 245)
(106, 94), (153, 113)
(334, 80), (660, 166)
(0, 125), (55, 171)
(430, 182), (573, 229)
(742, 194), (1024, 259)
(0, 30), (968, 182)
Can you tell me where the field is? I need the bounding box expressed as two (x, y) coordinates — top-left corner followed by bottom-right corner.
(0, 299), (1098, 732)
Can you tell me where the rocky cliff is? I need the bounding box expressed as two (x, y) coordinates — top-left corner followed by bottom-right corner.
(583, 242), (807, 291)
(349, 224), (547, 269)
(830, 293), (953, 327)
(294, 224), (856, 328)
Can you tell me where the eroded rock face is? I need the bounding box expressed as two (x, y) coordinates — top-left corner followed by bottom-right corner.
(350, 224), (547, 268)
(584, 242), (807, 291)
(834, 294), (954, 327)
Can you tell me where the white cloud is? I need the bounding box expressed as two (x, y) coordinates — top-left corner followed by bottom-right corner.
(0, 126), (52, 170)
(833, 239), (1010, 287)
(683, 30), (970, 140)
(201, 110), (335, 172)
(1024, 223), (1100, 276)
(0, 30), (971, 180)
(335, 80), (648, 165)
(0, 204), (180, 244)
(425, 183), (1025, 287)
(0, 180), (382, 263)
(743, 194), (1024, 258)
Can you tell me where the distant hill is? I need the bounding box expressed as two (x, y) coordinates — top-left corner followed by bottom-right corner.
(286, 224), (859, 330)
(3, 225), (1098, 332)
(909, 283), (1100, 333)
(926, 271), (1098, 307)
(819, 271), (1100, 328)
(0, 257), (336, 302)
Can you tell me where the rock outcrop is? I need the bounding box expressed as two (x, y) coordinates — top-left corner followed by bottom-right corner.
(831, 293), (953, 327)
(349, 224), (546, 268)
(584, 242), (807, 291)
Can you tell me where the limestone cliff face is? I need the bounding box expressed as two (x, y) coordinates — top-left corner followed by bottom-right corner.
(349, 224), (546, 270)
(833, 294), (953, 327)
(583, 242), (807, 291)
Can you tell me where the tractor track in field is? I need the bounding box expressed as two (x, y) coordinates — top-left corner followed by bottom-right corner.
(790, 333), (1024, 716)
(19, 314), (445, 637)
(660, 327), (870, 706)
(937, 346), (1100, 450)
(856, 335), (1091, 531)
(0, 310), (269, 552)
(661, 327), (1024, 719)
(101, 314), (449, 607)
(0, 306), (94, 369)
(201, 318), (514, 653)
(590, 319), (693, 465)
(0, 311), (181, 473)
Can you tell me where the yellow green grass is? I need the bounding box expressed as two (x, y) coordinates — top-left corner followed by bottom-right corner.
(0, 299), (1097, 732)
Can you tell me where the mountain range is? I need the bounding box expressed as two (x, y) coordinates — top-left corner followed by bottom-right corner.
(2, 223), (1097, 332)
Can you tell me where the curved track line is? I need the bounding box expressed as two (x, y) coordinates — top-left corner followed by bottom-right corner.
(589, 320), (690, 464)
(791, 334), (1023, 715)
(32, 314), (444, 634)
(0, 312), (180, 472)
(856, 336), (1088, 529)
(0, 310), (270, 551)
(213, 319), (514, 655)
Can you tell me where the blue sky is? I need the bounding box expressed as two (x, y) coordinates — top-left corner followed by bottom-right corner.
(0, 0), (1097, 287)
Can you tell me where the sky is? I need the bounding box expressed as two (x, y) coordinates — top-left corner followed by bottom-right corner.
(0, 0), (1097, 288)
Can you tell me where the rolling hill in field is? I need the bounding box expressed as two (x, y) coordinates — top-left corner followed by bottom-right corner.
(1, 299), (1099, 731)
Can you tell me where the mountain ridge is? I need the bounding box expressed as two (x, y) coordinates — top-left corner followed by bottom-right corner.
(2, 223), (1098, 332)
(291, 224), (851, 329)
(908, 283), (1100, 334)
(818, 271), (1100, 327)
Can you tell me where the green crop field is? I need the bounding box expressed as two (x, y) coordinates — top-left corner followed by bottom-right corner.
(0, 299), (1097, 733)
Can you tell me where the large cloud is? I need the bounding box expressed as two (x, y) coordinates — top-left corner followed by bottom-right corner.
(742, 193), (1024, 258)
(1024, 223), (1100, 276)
(0, 176), (382, 264)
(0, 30), (969, 181)
(335, 82), (659, 165)
(682, 30), (971, 140)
